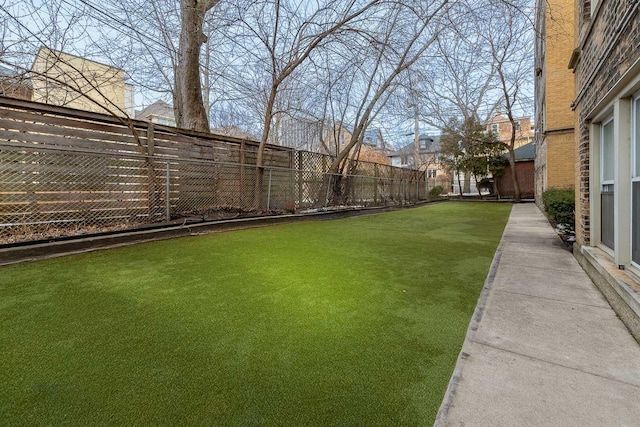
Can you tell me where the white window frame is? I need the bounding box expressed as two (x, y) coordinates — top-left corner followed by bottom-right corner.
(587, 60), (640, 271)
(631, 93), (640, 269)
(599, 116), (615, 252)
(601, 116), (615, 187)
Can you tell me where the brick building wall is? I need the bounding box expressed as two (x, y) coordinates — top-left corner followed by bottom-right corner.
(535, 136), (547, 200)
(572, 0), (640, 246)
(487, 115), (534, 149)
(546, 131), (576, 187)
(534, 0), (576, 207)
(497, 161), (535, 199)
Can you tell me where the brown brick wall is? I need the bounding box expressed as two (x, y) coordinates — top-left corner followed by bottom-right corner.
(497, 161), (535, 199)
(573, 0), (639, 246)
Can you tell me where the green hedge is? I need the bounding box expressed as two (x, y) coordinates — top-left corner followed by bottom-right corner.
(542, 188), (575, 230)
(429, 185), (444, 196)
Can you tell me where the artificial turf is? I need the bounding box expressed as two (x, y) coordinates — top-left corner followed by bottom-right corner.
(0, 202), (511, 426)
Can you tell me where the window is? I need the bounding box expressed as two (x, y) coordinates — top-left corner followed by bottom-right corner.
(634, 96), (640, 177)
(400, 155), (408, 165)
(632, 95), (640, 266)
(491, 124), (499, 134)
(427, 169), (437, 178)
(514, 121), (521, 132)
(601, 117), (615, 250)
(588, 69), (640, 271)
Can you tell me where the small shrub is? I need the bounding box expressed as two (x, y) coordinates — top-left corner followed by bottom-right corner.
(429, 185), (444, 197)
(542, 188), (575, 231)
(284, 200), (296, 214)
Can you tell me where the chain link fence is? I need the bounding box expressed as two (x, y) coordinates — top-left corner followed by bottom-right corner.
(0, 143), (427, 244)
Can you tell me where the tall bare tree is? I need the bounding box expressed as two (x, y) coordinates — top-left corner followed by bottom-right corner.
(407, 0), (533, 200)
(315, 0), (450, 205)
(220, 0), (383, 208)
(173, 0), (221, 132)
(418, 4), (500, 128)
(479, 0), (534, 201)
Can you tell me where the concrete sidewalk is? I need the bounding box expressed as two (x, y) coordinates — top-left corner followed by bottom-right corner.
(435, 203), (640, 426)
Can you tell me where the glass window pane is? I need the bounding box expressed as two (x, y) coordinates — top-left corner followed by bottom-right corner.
(602, 186), (615, 250)
(633, 182), (640, 264)
(602, 120), (615, 182)
(635, 98), (640, 177)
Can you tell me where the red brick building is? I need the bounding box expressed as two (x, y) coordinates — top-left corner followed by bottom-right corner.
(569, 0), (640, 341)
(496, 142), (535, 199)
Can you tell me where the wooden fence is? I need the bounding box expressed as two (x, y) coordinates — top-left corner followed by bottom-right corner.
(0, 96), (425, 244)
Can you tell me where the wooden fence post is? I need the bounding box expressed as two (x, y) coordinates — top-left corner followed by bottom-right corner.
(374, 163), (379, 204)
(240, 139), (245, 208)
(146, 122), (158, 219)
(297, 151), (303, 206)
(289, 149), (295, 208)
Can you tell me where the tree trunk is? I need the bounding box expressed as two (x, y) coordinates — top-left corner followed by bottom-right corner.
(474, 173), (482, 199)
(173, 0), (215, 133)
(253, 83), (279, 210)
(508, 148), (521, 201)
(463, 174), (471, 194)
(507, 121), (521, 202)
(315, 132), (364, 207)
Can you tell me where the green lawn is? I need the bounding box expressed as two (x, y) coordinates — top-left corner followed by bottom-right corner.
(0, 202), (511, 426)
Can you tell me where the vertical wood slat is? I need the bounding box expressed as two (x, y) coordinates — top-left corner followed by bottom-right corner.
(147, 123), (155, 156)
(297, 151), (303, 205)
(145, 123), (161, 218)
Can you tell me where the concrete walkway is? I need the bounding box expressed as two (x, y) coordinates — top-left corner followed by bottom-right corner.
(435, 203), (640, 426)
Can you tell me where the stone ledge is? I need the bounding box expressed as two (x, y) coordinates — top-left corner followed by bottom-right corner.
(574, 245), (640, 344)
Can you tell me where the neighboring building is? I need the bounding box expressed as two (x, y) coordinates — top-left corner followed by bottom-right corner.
(31, 47), (133, 116)
(323, 124), (390, 164)
(135, 100), (176, 126)
(496, 141), (535, 199)
(389, 135), (442, 171)
(388, 135), (440, 168)
(135, 100), (258, 139)
(275, 113), (324, 151)
(362, 128), (384, 149)
(533, 0), (576, 206)
(569, 0), (640, 341)
(487, 114), (534, 149)
(0, 65), (33, 101)
(210, 125), (258, 141)
(389, 135), (451, 192)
